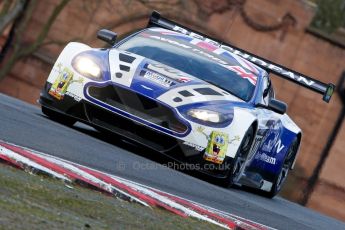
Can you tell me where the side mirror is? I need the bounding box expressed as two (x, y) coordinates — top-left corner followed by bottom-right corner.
(97, 29), (117, 46)
(267, 99), (287, 114)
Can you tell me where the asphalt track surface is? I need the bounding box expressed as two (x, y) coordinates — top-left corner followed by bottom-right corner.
(1, 93), (344, 230)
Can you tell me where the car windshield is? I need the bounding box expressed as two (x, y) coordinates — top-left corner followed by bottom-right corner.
(117, 28), (259, 101)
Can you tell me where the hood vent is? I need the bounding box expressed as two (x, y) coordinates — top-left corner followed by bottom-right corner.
(119, 53), (136, 63)
(179, 90), (194, 97)
(119, 65), (130, 72)
(194, 87), (223, 96)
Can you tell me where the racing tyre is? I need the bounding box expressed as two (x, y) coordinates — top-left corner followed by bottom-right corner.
(42, 106), (76, 126)
(226, 126), (254, 187)
(263, 138), (298, 198)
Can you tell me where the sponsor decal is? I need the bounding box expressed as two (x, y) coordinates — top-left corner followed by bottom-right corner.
(205, 131), (229, 164)
(275, 140), (285, 154)
(143, 70), (175, 87)
(177, 77), (191, 83)
(182, 141), (204, 152)
(261, 121), (285, 154)
(159, 31), (194, 42)
(226, 66), (257, 85)
(197, 127), (240, 164)
(191, 47), (227, 65)
(262, 138), (285, 154)
(149, 35), (191, 49)
(65, 91), (82, 102)
(195, 41), (218, 52)
(146, 63), (191, 83)
(49, 63), (83, 100)
(255, 152), (276, 165)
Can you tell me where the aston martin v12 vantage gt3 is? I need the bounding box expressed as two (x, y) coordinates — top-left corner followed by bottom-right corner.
(39, 11), (334, 197)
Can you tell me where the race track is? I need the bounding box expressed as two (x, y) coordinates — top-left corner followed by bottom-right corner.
(0, 93), (344, 230)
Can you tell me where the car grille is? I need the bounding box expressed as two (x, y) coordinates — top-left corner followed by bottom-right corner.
(87, 84), (188, 134)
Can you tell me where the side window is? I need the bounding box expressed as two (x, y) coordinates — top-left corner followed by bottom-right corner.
(268, 81), (275, 99)
(262, 76), (275, 105)
(262, 76), (270, 105)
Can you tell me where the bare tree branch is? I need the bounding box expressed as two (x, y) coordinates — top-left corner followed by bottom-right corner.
(0, 0), (26, 34)
(0, 0), (70, 81)
(0, 0), (13, 18)
(13, 0), (37, 49)
(20, 0), (70, 56)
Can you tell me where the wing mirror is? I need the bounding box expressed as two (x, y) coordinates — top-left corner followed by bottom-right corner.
(256, 99), (287, 114)
(97, 29), (117, 46)
(267, 99), (287, 114)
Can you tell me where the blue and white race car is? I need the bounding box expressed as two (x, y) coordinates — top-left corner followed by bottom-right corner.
(39, 11), (334, 197)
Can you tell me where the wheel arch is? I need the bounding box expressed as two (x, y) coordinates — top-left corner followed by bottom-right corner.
(290, 132), (302, 170)
(251, 120), (259, 136)
(224, 108), (258, 158)
(248, 119), (259, 155)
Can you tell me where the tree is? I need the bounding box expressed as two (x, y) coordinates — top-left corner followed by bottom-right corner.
(311, 0), (345, 33)
(0, 0), (26, 35)
(0, 0), (70, 81)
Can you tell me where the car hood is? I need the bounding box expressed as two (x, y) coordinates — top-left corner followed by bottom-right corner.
(107, 49), (249, 111)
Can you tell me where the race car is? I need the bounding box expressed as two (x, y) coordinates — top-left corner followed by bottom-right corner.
(39, 11), (334, 197)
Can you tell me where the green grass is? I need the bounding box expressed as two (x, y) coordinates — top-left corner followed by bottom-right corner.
(0, 163), (221, 230)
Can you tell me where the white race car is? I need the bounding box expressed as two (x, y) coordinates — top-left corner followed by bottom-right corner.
(39, 11), (334, 197)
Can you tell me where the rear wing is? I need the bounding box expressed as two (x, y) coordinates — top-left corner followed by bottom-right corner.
(147, 11), (335, 103)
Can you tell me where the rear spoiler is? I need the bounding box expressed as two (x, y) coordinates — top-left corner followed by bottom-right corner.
(147, 11), (335, 103)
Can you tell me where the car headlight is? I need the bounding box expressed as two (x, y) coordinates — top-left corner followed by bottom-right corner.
(72, 56), (102, 79)
(71, 49), (111, 80)
(187, 109), (229, 123)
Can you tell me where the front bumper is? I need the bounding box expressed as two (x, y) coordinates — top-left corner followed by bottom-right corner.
(39, 82), (233, 178)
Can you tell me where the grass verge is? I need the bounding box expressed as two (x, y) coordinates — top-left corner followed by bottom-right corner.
(0, 163), (221, 230)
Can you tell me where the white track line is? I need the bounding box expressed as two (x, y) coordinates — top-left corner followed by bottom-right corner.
(0, 142), (149, 207)
(0, 145), (70, 181)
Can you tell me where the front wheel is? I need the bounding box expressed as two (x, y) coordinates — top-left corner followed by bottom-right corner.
(225, 126), (254, 187)
(42, 106), (76, 126)
(263, 138), (298, 198)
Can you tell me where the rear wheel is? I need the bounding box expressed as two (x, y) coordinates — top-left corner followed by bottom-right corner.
(42, 106), (76, 126)
(226, 126), (254, 187)
(263, 138), (298, 198)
